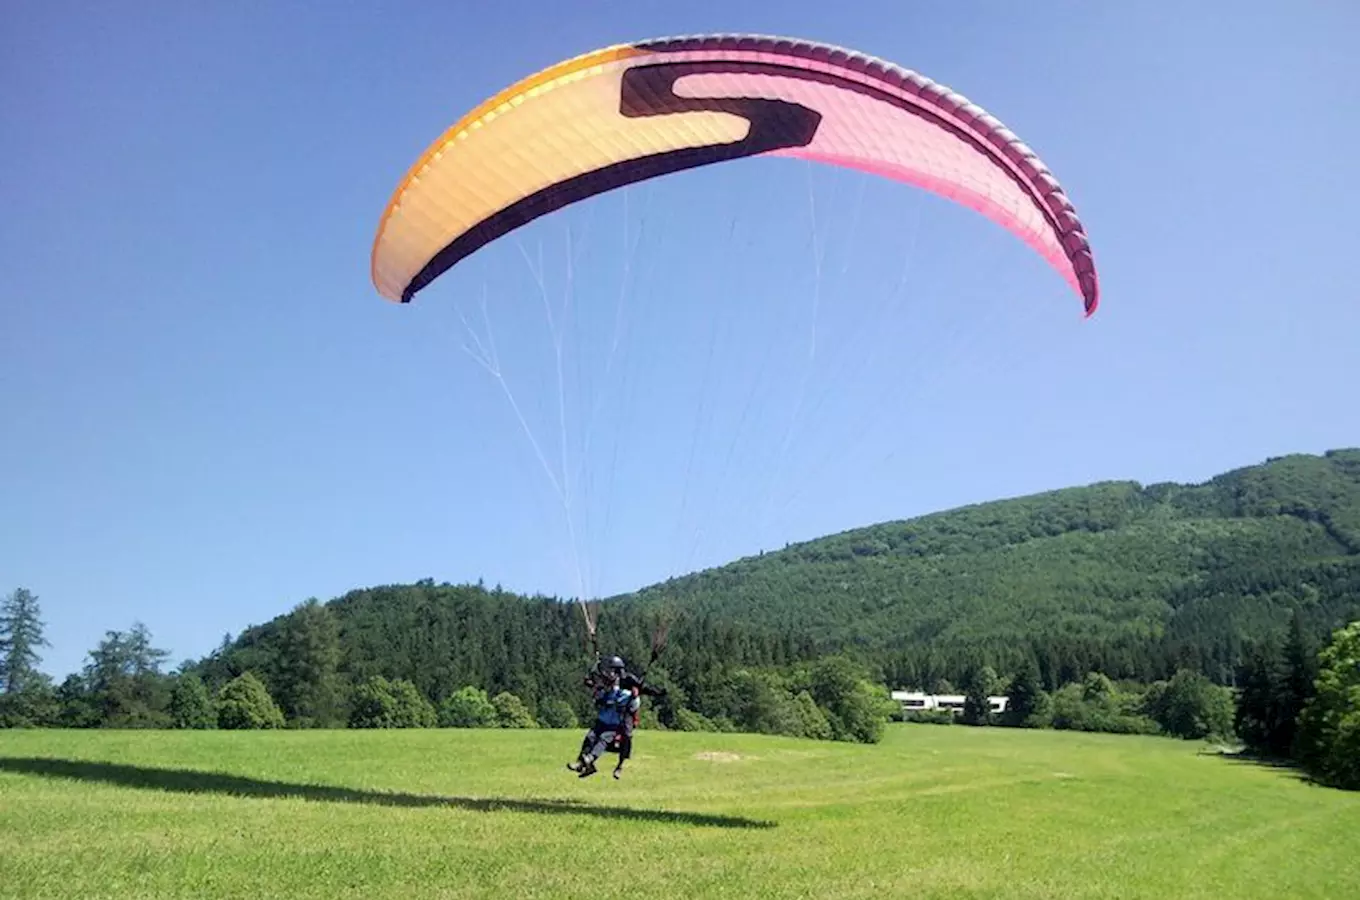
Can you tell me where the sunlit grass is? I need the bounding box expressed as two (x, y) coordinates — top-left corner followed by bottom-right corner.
(2, 724), (1357, 899)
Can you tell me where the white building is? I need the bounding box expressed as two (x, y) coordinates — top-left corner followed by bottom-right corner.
(891, 690), (1009, 715)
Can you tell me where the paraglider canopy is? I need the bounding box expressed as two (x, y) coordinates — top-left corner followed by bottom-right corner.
(370, 33), (1099, 315)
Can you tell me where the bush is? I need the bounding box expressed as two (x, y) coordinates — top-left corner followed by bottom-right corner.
(1050, 681), (1158, 735)
(802, 656), (896, 744)
(349, 676), (436, 728)
(793, 690), (833, 740)
(168, 674), (215, 729)
(727, 670), (806, 737)
(216, 672), (285, 730)
(902, 709), (955, 725)
(673, 707), (719, 732)
(439, 686), (498, 728)
(1142, 669), (1234, 740)
(537, 698), (578, 729)
(491, 691), (537, 728)
(1295, 620), (1360, 790)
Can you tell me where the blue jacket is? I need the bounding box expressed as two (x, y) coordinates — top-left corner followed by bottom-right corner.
(593, 685), (637, 726)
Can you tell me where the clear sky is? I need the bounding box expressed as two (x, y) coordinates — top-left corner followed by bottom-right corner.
(4, 1), (1358, 679)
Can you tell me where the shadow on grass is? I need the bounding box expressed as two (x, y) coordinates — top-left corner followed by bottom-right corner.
(0, 757), (775, 829)
(1199, 747), (1313, 783)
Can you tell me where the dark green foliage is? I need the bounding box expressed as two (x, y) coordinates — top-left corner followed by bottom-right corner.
(1143, 669), (1234, 740)
(634, 665), (686, 728)
(439, 686), (498, 728)
(1233, 638), (1292, 754)
(793, 690), (833, 740)
(12, 448), (1360, 749)
(168, 674), (215, 729)
(536, 698), (577, 729)
(77, 623), (173, 728)
(673, 707), (722, 732)
(149, 448), (1356, 745)
(1050, 675), (1159, 735)
(350, 676), (436, 728)
(1002, 657), (1048, 727)
(273, 599), (344, 728)
(1231, 610), (1322, 758)
(53, 674), (100, 728)
(800, 656), (895, 743)
(0, 587), (57, 728)
(491, 691), (537, 728)
(1295, 620), (1360, 790)
(1, 588), (49, 696)
(1281, 611), (1319, 751)
(0, 680), (57, 728)
(903, 709), (956, 725)
(962, 665), (998, 726)
(216, 672), (285, 730)
(622, 449), (1360, 687)
(722, 670), (801, 737)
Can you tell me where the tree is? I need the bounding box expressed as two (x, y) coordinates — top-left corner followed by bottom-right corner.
(793, 690), (833, 740)
(388, 679), (437, 727)
(492, 691), (538, 728)
(53, 674), (99, 728)
(273, 599), (343, 727)
(350, 676), (436, 728)
(537, 698), (577, 729)
(82, 623), (172, 728)
(727, 670), (804, 737)
(803, 657), (895, 743)
(439, 686), (498, 727)
(168, 674), (215, 729)
(1233, 616), (1321, 758)
(1281, 610), (1319, 755)
(217, 672), (285, 729)
(1234, 638), (1290, 754)
(1145, 669), (1234, 740)
(1002, 658), (1048, 727)
(0, 588), (48, 695)
(1295, 620), (1360, 790)
(962, 665), (998, 726)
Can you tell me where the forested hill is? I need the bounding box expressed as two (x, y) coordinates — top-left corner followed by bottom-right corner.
(619, 448), (1360, 672)
(190, 449), (1360, 716)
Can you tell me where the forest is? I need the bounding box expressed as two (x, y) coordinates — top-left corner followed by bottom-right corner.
(4, 448), (1358, 788)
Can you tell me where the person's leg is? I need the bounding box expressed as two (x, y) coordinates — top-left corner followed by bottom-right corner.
(567, 723), (603, 771)
(612, 731), (632, 778)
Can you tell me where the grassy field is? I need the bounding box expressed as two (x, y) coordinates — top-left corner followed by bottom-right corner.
(2, 724), (1357, 899)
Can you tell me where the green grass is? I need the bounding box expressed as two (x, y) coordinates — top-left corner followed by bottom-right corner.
(2, 724), (1357, 899)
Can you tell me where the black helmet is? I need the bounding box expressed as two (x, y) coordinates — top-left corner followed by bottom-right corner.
(605, 655), (626, 671)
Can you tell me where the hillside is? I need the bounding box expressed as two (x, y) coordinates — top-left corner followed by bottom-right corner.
(190, 449), (1360, 718)
(618, 448), (1360, 673)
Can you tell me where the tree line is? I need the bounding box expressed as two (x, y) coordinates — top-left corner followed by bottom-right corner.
(3, 581), (1357, 788)
(920, 610), (1359, 791)
(0, 586), (895, 745)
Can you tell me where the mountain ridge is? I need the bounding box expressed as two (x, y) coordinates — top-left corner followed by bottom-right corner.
(191, 448), (1360, 711)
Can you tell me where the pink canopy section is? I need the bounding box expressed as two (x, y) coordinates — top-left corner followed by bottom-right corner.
(372, 33), (1099, 316)
(639, 35), (1100, 316)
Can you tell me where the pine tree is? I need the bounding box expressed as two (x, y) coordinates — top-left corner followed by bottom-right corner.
(962, 665), (997, 726)
(0, 588), (48, 695)
(1003, 657), (1046, 727)
(1234, 637), (1290, 756)
(273, 599), (343, 727)
(1282, 610), (1318, 755)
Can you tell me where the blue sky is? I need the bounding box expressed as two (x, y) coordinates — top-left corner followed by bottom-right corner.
(4, 1), (1357, 679)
